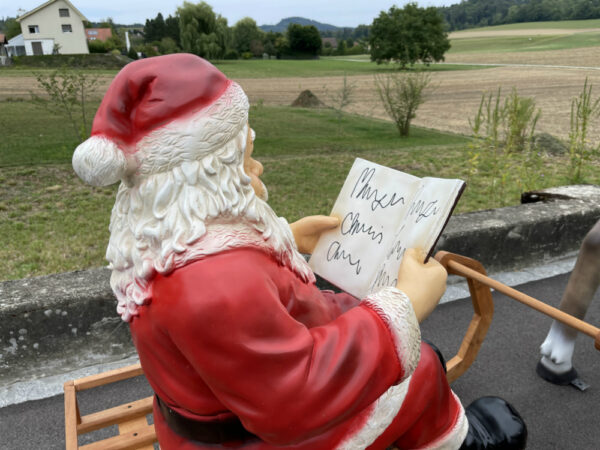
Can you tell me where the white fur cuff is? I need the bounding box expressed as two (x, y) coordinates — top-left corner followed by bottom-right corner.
(363, 287), (421, 381)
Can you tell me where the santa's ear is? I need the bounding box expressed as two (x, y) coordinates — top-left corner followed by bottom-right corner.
(73, 136), (136, 186)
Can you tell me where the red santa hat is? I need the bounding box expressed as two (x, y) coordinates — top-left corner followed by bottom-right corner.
(73, 53), (248, 186)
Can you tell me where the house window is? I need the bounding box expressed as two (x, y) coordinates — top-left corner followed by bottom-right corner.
(59, 8), (70, 17)
(28, 25), (40, 34)
(88, 30), (98, 35)
(62, 24), (72, 33)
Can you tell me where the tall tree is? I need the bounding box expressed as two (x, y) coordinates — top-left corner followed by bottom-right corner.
(369, 3), (450, 67)
(165, 15), (181, 46)
(177, 1), (228, 59)
(144, 13), (166, 43)
(233, 17), (263, 55)
(287, 24), (322, 57)
(3, 18), (21, 40)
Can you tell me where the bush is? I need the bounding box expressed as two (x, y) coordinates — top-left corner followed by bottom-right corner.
(534, 133), (567, 155)
(468, 88), (544, 200)
(127, 47), (138, 60)
(223, 49), (239, 60)
(87, 40), (108, 54)
(568, 78), (600, 183)
(241, 51), (253, 60)
(346, 45), (367, 56)
(31, 67), (99, 142)
(374, 70), (431, 137)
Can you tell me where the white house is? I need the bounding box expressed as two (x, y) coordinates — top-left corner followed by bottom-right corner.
(16, 0), (89, 55)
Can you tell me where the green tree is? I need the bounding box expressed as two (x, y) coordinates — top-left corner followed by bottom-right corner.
(233, 17), (263, 55)
(369, 3), (450, 67)
(263, 31), (283, 58)
(177, 1), (228, 59)
(4, 18), (21, 40)
(165, 15), (181, 46)
(287, 24), (322, 58)
(158, 37), (180, 54)
(144, 13), (166, 43)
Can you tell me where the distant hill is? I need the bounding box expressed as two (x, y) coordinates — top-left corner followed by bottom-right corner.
(260, 17), (339, 33)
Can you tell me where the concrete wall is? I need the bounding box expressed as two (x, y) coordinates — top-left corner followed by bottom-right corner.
(20, 0), (88, 55)
(2, 185), (600, 390)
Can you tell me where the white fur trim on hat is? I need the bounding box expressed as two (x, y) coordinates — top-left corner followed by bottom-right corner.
(73, 136), (130, 186)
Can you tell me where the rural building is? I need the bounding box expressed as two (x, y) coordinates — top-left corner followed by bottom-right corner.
(5, 34), (26, 57)
(85, 28), (112, 42)
(322, 37), (338, 49)
(16, 0), (89, 55)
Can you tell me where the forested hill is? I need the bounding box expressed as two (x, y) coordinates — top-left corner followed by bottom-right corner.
(260, 17), (338, 33)
(440, 0), (600, 30)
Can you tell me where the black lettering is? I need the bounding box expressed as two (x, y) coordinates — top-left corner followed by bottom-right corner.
(326, 241), (362, 275)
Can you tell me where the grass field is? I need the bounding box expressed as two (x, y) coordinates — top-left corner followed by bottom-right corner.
(461, 19), (600, 32)
(448, 32), (600, 54)
(2, 100), (597, 280)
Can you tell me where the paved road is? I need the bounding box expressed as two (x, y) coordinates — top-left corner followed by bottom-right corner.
(1, 271), (599, 449)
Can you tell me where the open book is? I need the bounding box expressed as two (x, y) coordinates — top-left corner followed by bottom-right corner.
(308, 158), (465, 299)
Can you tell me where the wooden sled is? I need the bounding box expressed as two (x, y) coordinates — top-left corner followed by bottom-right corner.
(64, 251), (600, 449)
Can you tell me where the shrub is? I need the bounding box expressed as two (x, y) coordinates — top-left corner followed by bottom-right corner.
(568, 78), (600, 183)
(223, 49), (239, 59)
(374, 70), (431, 137)
(241, 51), (253, 60)
(31, 67), (99, 142)
(503, 88), (540, 153)
(87, 40), (107, 54)
(468, 88), (544, 200)
(534, 133), (567, 155)
(127, 47), (138, 60)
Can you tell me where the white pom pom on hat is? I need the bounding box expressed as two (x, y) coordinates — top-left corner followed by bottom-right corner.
(73, 136), (129, 186)
(73, 53), (244, 186)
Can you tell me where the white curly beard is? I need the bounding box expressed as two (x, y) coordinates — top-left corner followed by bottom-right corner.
(106, 126), (313, 321)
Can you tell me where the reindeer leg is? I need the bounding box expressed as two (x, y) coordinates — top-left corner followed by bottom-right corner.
(539, 218), (600, 382)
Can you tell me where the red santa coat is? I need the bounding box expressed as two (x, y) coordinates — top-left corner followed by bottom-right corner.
(129, 247), (466, 449)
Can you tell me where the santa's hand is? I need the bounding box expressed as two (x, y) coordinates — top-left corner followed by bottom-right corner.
(396, 248), (447, 323)
(290, 215), (340, 254)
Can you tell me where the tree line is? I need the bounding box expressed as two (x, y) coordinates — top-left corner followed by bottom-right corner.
(440, 0), (600, 31)
(138, 1), (349, 59)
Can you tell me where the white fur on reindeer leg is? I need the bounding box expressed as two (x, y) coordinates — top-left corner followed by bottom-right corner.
(538, 322), (590, 391)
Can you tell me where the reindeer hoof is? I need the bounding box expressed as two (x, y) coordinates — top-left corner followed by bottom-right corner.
(536, 359), (577, 385)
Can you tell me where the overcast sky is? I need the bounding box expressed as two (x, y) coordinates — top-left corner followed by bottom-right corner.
(4, 1), (458, 27)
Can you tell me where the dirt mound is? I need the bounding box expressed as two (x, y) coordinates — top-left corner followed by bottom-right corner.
(291, 90), (324, 108)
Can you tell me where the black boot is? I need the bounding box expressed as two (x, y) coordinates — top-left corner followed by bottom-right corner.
(460, 397), (527, 450)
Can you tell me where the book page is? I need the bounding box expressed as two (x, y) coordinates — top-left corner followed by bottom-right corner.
(368, 177), (465, 295)
(309, 158), (420, 299)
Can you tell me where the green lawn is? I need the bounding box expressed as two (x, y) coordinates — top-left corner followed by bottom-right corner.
(449, 32), (600, 54)
(0, 101), (595, 281)
(0, 58), (485, 83)
(214, 59), (486, 78)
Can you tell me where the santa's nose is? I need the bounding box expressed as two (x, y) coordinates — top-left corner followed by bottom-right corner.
(254, 160), (264, 176)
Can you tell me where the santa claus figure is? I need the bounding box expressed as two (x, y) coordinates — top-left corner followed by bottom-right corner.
(73, 54), (526, 449)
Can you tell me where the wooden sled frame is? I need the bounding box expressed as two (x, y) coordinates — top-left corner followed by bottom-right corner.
(64, 251), (600, 449)
(64, 364), (156, 450)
